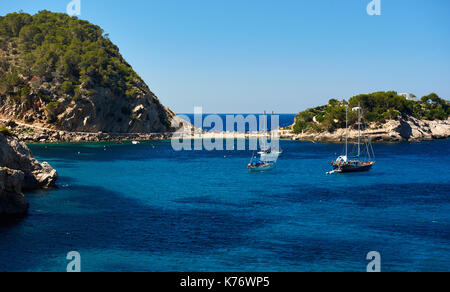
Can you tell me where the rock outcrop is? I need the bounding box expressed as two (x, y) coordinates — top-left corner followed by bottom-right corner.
(283, 117), (450, 143)
(0, 167), (28, 217)
(0, 133), (58, 217)
(0, 134), (58, 188)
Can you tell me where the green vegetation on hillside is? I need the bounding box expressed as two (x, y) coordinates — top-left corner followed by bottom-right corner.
(0, 125), (15, 136)
(292, 91), (450, 134)
(0, 11), (147, 102)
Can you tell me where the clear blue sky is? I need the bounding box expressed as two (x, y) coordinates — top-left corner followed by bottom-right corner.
(2, 0), (450, 113)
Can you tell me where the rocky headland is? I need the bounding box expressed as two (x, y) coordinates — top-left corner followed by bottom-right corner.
(0, 11), (180, 137)
(281, 116), (450, 143)
(288, 92), (450, 143)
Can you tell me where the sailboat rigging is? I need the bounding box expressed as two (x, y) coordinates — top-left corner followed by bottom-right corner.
(329, 103), (375, 174)
(248, 111), (282, 172)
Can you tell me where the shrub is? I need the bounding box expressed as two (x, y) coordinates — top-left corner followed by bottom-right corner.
(0, 125), (15, 137)
(45, 101), (59, 111)
(45, 101), (60, 123)
(20, 84), (31, 98)
(61, 81), (74, 95)
(292, 120), (310, 133)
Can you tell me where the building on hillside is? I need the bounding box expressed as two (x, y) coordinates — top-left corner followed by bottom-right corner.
(399, 93), (418, 101)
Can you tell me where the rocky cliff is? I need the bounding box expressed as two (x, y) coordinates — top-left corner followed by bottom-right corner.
(0, 11), (177, 134)
(0, 133), (57, 217)
(0, 167), (28, 217)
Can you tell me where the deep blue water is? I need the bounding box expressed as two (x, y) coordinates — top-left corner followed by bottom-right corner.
(0, 139), (449, 272)
(178, 113), (296, 131)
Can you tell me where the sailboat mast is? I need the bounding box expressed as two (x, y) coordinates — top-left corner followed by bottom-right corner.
(263, 111), (267, 150)
(358, 102), (361, 158)
(271, 111), (274, 139)
(345, 105), (348, 158)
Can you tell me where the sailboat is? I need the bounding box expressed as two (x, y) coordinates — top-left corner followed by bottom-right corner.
(248, 155), (276, 172)
(248, 111), (282, 172)
(329, 103), (375, 174)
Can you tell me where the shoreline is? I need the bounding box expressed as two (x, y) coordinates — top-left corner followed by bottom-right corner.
(24, 133), (450, 146)
(3, 116), (450, 145)
(284, 116), (450, 143)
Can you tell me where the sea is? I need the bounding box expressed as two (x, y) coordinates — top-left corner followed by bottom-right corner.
(178, 113), (296, 131)
(0, 114), (449, 272)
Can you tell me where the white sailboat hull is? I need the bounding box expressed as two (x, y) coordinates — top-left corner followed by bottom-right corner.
(248, 163), (275, 172)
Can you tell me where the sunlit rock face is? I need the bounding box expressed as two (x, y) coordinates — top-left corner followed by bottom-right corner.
(0, 133), (58, 218)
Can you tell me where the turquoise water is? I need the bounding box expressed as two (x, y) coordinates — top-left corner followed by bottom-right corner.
(0, 139), (449, 272)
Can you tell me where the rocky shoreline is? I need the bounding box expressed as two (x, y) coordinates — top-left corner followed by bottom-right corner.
(2, 116), (450, 145)
(1, 119), (173, 144)
(280, 117), (450, 143)
(20, 129), (172, 144)
(0, 133), (58, 218)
